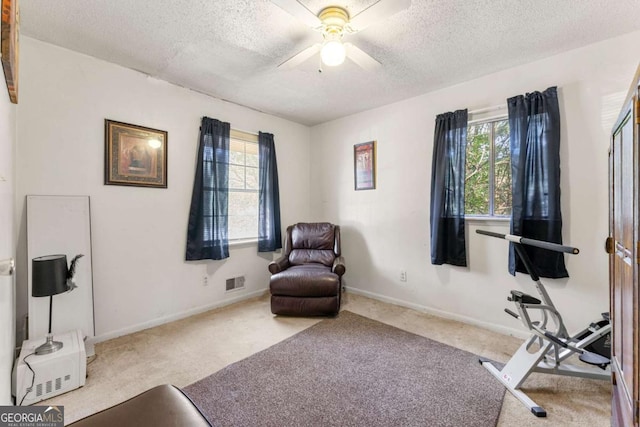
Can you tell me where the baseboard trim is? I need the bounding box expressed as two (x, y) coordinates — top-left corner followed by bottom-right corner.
(93, 289), (268, 343)
(345, 286), (529, 339)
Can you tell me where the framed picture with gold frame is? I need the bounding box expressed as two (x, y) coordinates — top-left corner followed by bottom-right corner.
(104, 120), (168, 188)
(1, 0), (19, 103)
(354, 141), (376, 190)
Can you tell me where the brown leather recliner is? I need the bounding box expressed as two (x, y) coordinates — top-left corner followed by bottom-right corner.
(268, 223), (345, 316)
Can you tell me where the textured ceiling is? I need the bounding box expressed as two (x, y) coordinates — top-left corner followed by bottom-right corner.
(20, 0), (640, 126)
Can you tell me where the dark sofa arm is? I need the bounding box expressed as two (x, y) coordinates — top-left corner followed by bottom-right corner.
(332, 256), (346, 277)
(269, 255), (290, 274)
(68, 385), (211, 427)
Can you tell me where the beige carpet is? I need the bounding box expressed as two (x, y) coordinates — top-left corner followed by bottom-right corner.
(38, 292), (610, 426)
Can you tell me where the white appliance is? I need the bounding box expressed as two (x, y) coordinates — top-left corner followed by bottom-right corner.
(12, 329), (86, 406)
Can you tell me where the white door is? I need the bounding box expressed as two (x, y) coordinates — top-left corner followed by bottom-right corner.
(0, 98), (15, 405)
(0, 257), (15, 406)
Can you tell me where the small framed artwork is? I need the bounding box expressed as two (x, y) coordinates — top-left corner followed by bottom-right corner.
(105, 120), (168, 188)
(1, 0), (19, 103)
(354, 141), (376, 191)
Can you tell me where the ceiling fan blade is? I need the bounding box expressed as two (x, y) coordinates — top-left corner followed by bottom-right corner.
(345, 43), (381, 71)
(347, 0), (411, 33)
(271, 0), (322, 29)
(278, 43), (322, 69)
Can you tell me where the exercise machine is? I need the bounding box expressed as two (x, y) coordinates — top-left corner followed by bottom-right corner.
(476, 229), (611, 417)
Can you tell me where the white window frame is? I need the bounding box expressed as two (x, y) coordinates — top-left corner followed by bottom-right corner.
(228, 129), (259, 243)
(465, 114), (511, 221)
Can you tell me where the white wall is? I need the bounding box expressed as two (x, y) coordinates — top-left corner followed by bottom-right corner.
(310, 31), (640, 336)
(0, 77), (16, 403)
(16, 37), (312, 342)
(14, 30), (639, 346)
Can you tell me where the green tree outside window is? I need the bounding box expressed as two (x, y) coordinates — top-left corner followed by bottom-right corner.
(465, 119), (511, 217)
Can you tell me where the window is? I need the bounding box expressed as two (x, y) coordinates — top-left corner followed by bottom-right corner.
(228, 129), (259, 240)
(465, 118), (511, 217)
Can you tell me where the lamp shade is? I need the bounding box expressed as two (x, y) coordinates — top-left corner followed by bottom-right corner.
(32, 255), (69, 297)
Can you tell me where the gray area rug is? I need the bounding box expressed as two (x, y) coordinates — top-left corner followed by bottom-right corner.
(183, 311), (505, 427)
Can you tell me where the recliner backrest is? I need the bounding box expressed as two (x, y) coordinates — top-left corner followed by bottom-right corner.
(288, 223), (336, 267)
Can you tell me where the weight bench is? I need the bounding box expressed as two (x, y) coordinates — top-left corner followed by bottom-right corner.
(68, 385), (211, 427)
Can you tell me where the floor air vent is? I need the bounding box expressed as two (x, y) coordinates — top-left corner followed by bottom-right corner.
(226, 276), (245, 291)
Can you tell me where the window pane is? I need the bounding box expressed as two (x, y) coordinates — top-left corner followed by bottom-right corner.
(227, 132), (260, 240)
(465, 123), (490, 215)
(246, 166), (258, 190)
(229, 165), (245, 190)
(229, 191), (258, 215)
(229, 140), (245, 165)
(493, 120), (512, 216)
(246, 142), (259, 167)
(228, 191), (258, 240)
(228, 214), (258, 240)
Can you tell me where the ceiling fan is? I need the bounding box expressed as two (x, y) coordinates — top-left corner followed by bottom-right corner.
(272, 0), (411, 71)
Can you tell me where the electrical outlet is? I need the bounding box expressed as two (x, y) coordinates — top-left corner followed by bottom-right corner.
(400, 271), (407, 282)
(202, 276), (208, 286)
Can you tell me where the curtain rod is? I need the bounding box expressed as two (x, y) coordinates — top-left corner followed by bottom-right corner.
(468, 104), (507, 115)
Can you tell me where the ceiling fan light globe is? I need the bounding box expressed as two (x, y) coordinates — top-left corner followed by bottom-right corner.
(321, 41), (346, 66)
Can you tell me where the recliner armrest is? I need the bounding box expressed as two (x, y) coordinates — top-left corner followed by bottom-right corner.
(332, 256), (346, 277)
(68, 385), (211, 427)
(269, 255), (290, 274)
